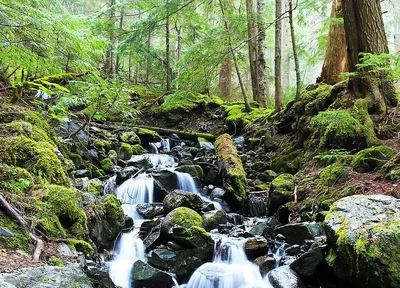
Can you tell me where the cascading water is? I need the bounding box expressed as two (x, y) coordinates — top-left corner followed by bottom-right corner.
(149, 143), (159, 154)
(185, 237), (270, 288)
(107, 174), (154, 288)
(175, 171), (222, 210)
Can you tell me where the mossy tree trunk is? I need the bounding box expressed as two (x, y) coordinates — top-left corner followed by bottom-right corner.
(275, 0), (283, 112)
(342, 0), (398, 108)
(289, 0), (301, 100)
(320, 0), (348, 85)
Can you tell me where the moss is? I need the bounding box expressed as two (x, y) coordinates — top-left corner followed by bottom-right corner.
(93, 139), (111, 152)
(120, 131), (141, 145)
(100, 158), (113, 173)
(48, 256), (64, 267)
(292, 84), (334, 116)
(69, 153), (83, 169)
(352, 99), (381, 146)
(248, 138), (261, 146)
(0, 165), (34, 195)
(316, 163), (349, 193)
(224, 104), (272, 128)
(108, 149), (117, 160)
(153, 91), (210, 114)
(88, 179), (102, 196)
(131, 144), (147, 155)
(89, 164), (104, 178)
(136, 128), (161, 143)
(102, 194), (124, 224)
(118, 142), (133, 161)
(351, 146), (394, 173)
(67, 239), (95, 257)
(25, 112), (57, 143)
(381, 152), (400, 180)
(215, 134), (247, 203)
(169, 207), (203, 228)
(272, 150), (305, 174)
(271, 174), (294, 191)
(0, 211), (32, 252)
(175, 165), (204, 180)
(309, 110), (367, 150)
(0, 136), (69, 185)
(320, 199), (334, 211)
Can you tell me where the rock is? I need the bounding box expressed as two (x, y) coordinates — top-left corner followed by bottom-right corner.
(163, 190), (205, 213)
(249, 197), (267, 217)
(161, 207), (211, 248)
(290, 245), (326, 277)
(174, 256), (203, 282)
(202, 210), (227, 231)
(351, 146), (394, 173)
(175, 165), (204, 180)
(244, 237), (269, 260)
(143, 224), (162, 250)
(131, 260), (174, 288)
(167, 241), (186, 251)
(85, 261), (115, 288)
(204, 168), (219, 185)
(137, 203), (164, 219)
(260, 170), (278, 182)
(116, 166), (139, 185)
(285, 245), (301, 256)
(210, 187), (227, 199)
(57, 243), (76, 257)
(274, 222), (325, 245)
(120, 131), (141, 145)
(152, 169), (177, 201)
(148, 249), (177, 270)
(267, 266), (305, 288)
(75, 169), (91, 178)
(87, 149), (99, 163)
(226, 213), (243, 225)
(72, 177), (90, 192)
(212, 198), (230, 212)
(324, 195), (400, 287)
(267, 174), (294, 216)
(126, 156), (152, 169)
(228, 227), (253, 238)
(0, 264), (92, 288)
(218, 222), (235, 234)
(254, 255), (276, 276)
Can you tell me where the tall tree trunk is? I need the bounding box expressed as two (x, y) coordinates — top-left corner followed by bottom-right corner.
(256, 0), (269, 107)
(115, 3), (124, 75)
(165, 0), (172, 92)
(281, 0), (290, 93)
(175, 23), (182, 89)
(246, 0), (259, 102)
(320, 0), (348, 85)
(219, 57), (232, 97)
(342, 0), (397, 107)
(395, 22), (400, 54)
(275, 0), (283, 112)
(109, 0), (116, 77)
(219, 0), (251, 112)
(289, 0), (301, 100)
(146, 28), (152, 84)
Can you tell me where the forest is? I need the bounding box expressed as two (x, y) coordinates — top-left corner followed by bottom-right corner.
(0, 0), (399, 287)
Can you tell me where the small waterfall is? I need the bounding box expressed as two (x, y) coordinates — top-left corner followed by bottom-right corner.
(186, 238), (269, 288)
(108, 174), (155, 288)
(175, 171), (222, 210)
(160, 138), (170, 152)
(149, 143), (159, 154)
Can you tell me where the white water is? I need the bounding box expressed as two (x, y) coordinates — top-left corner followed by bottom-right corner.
(175, 171), (223, 210)
(185, 238), (271, 288)
(149, 143), (159, 154)
(149, 139), (170, 154)
(108, 174), (155, 288)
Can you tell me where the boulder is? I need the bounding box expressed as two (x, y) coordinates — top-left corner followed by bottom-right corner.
(163, 190), (205, 213)
(249, 196), (267, 217)
(254, 255), (276, 276)
(175, 165), (204, 180)
(0, 264), (92, 288)
(290, 245), (326, 277)
(226, 213), (243, 225)
(244, 237), (269, 260)
(274, 222), (325, 245)
(137, 203), (164, 219)
(143, 224), (163, 250)
(351, 146), (394, 173)
(267, 266), (305, 288)
(202, 210), (227, 231)
(131, 260), (174, 288)
(116, 166), (139, 185)
(324, 195), (400, 287)
(161, 207), (211, 248)
(148, 249), (177, 270)
(152, 170), (177, 201)
(85, 261), (116, 288)
(267, 174), (294, 216)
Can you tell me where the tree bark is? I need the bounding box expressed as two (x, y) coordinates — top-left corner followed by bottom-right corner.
(342, 0), (397, 107)
(219, 0), (251, 112)
(275, 0), (283, 112)
(289, 0), (301, 100)
(219, 56), (232, 97)
(320, 0), (348, 85)
(146, 28), (152, 84)
(246, 0), (259, 102)
(165, 0), (172, 92)
(256, 0), (269, 107)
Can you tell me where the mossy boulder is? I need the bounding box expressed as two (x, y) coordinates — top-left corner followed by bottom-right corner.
(121, 131), (141, 145)
(267, 174), (294, 216)
(202, 210), (227, 231)
(85, 194), (127, 250)
(88, 178), (102, 196)
(292, 83), (334, 116)
(175, 165), (204, 180)
(163, 190), (205, 213)
(161, 207), (211, 248)
(0, 211), (31, 252)
(0, 164), (33, 196)
(215, 134), (247, 204)
(119, 142), (133, 160)
(308, 110), (368, 151)
(69, 153), (83, 169)
(351, 146), (395, 173)
(316, 163), (349, 193)
(325, 195), (400, 287)
(38, 185), (88, 239)
(0, 136), (69, 185)
(132, 144), (147, 155)
(100, 158), (113, 173)
(88, 164), (104, 178)
(136, 128), (161, 144)
(92, 139), (111, 153)
(381, 152), (400, 180)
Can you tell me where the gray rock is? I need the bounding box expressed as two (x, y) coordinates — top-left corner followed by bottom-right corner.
(274, 222), (325, 245)
(249, 197), (267, 217)
(285, 245), (301, 256)
(163, 190), (204, 213)
(228, 227), (253, 238)
(116, 166), (139, 185)
(143, 224), (162, 250)
(148, 249), (177, 270)
(75, 169), (91, 178)
(85, 261), (115, 288)
(254, 255), (276, 276)
(210, 188), (226, 199)
(72, 177), (89, 192)
(202, 210), (227, 231)
(218, 223), (235, 234)
(137, 203), (164, 219)
(56, 243), (76, 257)
(226, 213), (243, 225)
(290, 245), (326, 277)
(244, 237), (269, 260)
(267, 266), (305, 288)
(0, 264), (92, 288)
(324, 195), (400, 287)
(131, 260), (174, 288)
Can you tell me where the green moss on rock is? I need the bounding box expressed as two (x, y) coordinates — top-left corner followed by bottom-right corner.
(316, 163), (349, 193)
(351, 146), (394, 173)
(67, 239), (94, 257)
(100, 158), (113, 173)
(48, 256), (64, 267)
(119, 142), (133, 160)
(88, 164), (104, 178)
(121, 131), (141, 145)
(175, 165), (204, 180)
(215, 134), (247, 203)
(271, 174), (294, 191)
(131, 144), (147, 155)
(69, 153), (83, 169)
(0, 165), (33, 195)
(0, 211), (32, 252)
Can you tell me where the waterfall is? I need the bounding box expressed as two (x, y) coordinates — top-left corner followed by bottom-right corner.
(175, 171), (222, 210)
(107, 174), (155, 288)
(185, 238), (270, 288)
(149, 143), (159, 154)
(149, 139), (170, 154)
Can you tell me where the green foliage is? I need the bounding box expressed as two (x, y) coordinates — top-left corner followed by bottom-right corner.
(314, 149), (350, 164)
(352, 146), (395, 173)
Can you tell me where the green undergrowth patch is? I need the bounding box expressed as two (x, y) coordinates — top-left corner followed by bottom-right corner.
(224, 103), (272, 128)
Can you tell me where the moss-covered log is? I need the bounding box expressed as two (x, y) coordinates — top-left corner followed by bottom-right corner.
(215, 134), (247, 204)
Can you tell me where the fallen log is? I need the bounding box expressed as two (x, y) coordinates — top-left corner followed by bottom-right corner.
(0, 194), (44, 261)
(134, 125), (215, 141)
